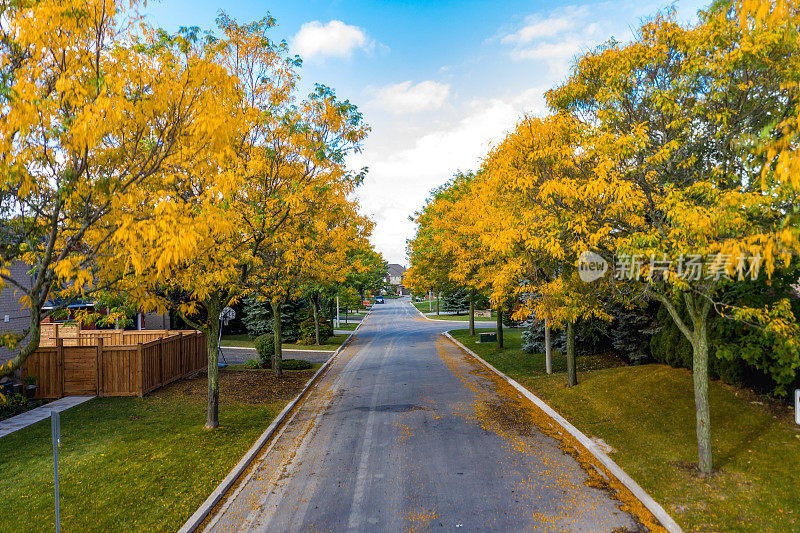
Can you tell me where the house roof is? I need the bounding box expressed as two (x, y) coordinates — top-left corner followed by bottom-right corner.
(387, 264), (406, 277)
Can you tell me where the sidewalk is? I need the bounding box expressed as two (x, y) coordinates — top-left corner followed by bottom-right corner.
(0, 395), (95, 438)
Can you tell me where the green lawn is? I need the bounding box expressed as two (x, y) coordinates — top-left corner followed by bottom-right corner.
(411, 300), (493, 321)
(412, 300), (438, 312)
(221, 333), (351, 350)
(333, 322), (358, 331)
(423, 312), (494, 322)
(0, 368), (315, 532)
(220, 333), (255, 347)
(449, 328), (800, 532)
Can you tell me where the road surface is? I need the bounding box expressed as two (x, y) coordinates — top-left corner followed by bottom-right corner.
(205, 298), (654, 532)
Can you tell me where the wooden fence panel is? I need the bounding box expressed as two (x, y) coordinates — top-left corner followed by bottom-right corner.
(99, 347), (139, 397)
(20, 347), (61, 399)
(140, 339), (162, 395)
(161, 335), (182, 385)
(23, 330), (208, 398)
(63, 346), (97, 395)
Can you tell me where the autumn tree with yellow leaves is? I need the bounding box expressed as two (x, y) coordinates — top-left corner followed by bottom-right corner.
(141, 18), (369, 425)
(544, 5), (800, 474)
(0, 3), (376, 431)
(409, 3), (800, 476)
(405, 174), (484, 331)
(479, 114), (615, 384)
(0, 0), (234, 377)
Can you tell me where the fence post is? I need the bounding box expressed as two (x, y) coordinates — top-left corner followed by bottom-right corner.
(57, 338), (64, 398)
(137, 343), (143, 397)
(96, 337), (103, 397)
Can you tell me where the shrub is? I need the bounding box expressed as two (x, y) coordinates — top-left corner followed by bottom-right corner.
(242, 297), (304, 341)
(244, 358), (260, 370)
(521, 318), (610, 356)
(607, 302), (659, 364)
(254, 334), (274, 367)
(441, 288), (469, 313)
(297, 309), (333, 345)
(281, 359), (312, 370)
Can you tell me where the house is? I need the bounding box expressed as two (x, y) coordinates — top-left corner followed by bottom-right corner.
(386, 264), (409, 295)
(0, 261), (34, 364)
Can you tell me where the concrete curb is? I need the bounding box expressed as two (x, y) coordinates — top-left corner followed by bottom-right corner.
(443, 331), (682, 533)
(178, 311), (372, 533)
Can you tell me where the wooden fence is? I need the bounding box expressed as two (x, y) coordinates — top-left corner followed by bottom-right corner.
(20, 330), (207, 398)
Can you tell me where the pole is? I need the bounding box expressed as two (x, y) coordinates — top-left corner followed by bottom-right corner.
(544, 318), (552, 375)
(51, 410), (61, 533)
(336, 294), (340, 329)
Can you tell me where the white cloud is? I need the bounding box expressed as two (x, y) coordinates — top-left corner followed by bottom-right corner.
(509, 40), (585, 62)
(373, 80), (451, 114)
(498, 3), (669, 72)
(292, 20), (371, 61)
(353, 92), (548, 264)
(501, 13), (580, 44)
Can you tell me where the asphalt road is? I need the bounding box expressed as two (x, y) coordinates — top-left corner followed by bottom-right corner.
(205, 298), (651, 532)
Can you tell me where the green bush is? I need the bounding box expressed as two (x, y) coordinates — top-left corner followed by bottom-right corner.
(254, 334), (274, 367)
(650, 304), (776, 393)
(281, 359), (312, 370)
(297, 309), (333, 345)
(244, 358), (260, 370)
(649, 305), (693, 368)
(522, 316), (611, 356)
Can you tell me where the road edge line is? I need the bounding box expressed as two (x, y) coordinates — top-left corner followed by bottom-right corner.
(442, 331), (682, 533)
(178, 310), (372, 533)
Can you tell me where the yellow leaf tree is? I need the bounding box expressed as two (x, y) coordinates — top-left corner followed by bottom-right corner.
(545, 6), (800, 474)
(0, 0), (232, 376)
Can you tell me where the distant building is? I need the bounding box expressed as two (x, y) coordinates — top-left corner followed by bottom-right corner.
(386, 264), (409, 295)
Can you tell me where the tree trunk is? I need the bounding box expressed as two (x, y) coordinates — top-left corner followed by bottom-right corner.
(656, 291), (714, 475)
(436, 292), (440, 315)
(205, 298), (222, 429)
(271, 300), (283, 377)
(544, 318), (552, 375)
(310, 292), (321, 345)
(691, 310), (712, 475)
(566, 320), (577, 387)
(496, 306), (504, 348)
(469, 290), (475, 336)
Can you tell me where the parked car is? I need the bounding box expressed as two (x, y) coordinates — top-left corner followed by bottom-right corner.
(374, 296), (384, 304)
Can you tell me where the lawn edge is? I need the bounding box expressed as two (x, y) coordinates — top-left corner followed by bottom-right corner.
(442, 330), (683, 533)
(178, 309), (372, 533)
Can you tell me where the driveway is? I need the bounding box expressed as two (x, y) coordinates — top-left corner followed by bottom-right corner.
(205, 298), (652, 531)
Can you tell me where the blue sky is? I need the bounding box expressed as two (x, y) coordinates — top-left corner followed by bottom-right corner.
(145, 0), (710, 265)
